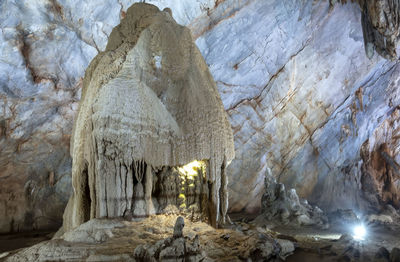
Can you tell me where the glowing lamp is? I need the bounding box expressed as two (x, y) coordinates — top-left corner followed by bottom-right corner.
(352, 224), (366, 240)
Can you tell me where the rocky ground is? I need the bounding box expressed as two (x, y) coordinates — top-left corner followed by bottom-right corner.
(0, 215), (294, 262)
(280, 224), (400, 262)
(0, 213), (399, 262)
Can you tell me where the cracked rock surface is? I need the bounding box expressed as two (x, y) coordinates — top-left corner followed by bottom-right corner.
(1, 0), (400, 233)
(196, 0), (400, 214)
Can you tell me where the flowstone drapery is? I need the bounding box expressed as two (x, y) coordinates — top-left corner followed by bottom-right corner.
(62, 3), (234, 232)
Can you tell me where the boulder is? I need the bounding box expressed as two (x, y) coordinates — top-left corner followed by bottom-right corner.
(134, 217), (209, 262)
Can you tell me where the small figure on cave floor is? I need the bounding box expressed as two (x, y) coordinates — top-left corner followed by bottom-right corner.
(173, 216), (185, 238)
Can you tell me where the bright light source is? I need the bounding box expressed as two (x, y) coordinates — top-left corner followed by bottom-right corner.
(353, 224), (366, 240)
(178, 160), (204, 179)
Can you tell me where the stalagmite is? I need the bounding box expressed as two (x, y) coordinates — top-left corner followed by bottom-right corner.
(62, 3), (234, 233)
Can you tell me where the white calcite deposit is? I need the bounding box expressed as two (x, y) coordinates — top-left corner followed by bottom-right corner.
(62, 3), (234, 232)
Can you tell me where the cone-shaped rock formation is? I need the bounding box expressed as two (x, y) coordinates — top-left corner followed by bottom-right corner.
(62, 3), (234, 232)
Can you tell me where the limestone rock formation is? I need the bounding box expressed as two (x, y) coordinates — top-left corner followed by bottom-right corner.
(248, 238), (295, 261)
(198, 0), (400, 214)
(360, 0), (400, 60)
(0, 0), (223, 234)
(258, 168), (328, 228)
(134, 217), (210, 262)
(62, 3), (234, 232)
(173, 216), (185, 238)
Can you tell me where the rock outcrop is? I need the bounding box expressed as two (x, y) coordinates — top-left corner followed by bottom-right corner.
(62, 3), (234, 232)
(360, 109), (400, 211)
(332, 0), (400, 60)
(258, 168), (328, 228)
(134, 217), (210, 261)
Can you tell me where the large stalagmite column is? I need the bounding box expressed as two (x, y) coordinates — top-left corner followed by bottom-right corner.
(62, 3), (234, 232)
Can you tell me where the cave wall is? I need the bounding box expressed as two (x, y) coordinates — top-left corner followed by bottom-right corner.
(360, 109), (400, 211)
(196, 0), (400, 213)
(1, 0), (400, 232)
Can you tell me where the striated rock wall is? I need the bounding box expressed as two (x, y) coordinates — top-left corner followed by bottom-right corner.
(196, 0), (400, 214)
(1, 0), (400, 233)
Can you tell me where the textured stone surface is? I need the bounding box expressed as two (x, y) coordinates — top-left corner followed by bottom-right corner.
(196, 0), (400, 213)
(62, 3), (234, 232)
(134, 217), (210, 261)
(258, 168), (328, 228)
(1, 0), (400, 233)
(0, 215), (292, 262)
(360, 109), (400, 211)
(332, 0), (400, 60)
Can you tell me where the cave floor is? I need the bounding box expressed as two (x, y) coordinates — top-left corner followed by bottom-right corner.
(1, 215), (280, 261)
(277, 224), (400, 262)
(0, 214), (399, 261)
(232, 211), (400, 261)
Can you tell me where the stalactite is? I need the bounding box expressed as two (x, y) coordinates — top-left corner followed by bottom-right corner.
(145, 165), (155, 215)
(219, 158), (228, 225)
(133, 160), (146, 218)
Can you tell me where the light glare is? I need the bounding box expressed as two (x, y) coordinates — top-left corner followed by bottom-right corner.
(353, 224), (366, 240)
(178, 160), (204, 179)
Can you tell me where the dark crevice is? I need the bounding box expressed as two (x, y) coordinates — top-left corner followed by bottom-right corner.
(82, 161), (91, 222)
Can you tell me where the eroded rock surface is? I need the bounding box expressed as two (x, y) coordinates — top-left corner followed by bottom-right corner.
(360, 109), (400, 211)
(134, 217), (210, 261)
(0, 215), (294, 262)
(332, 0), (400, 59)
(196, 0), (400, 214)
(258, 168), (328, 228)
